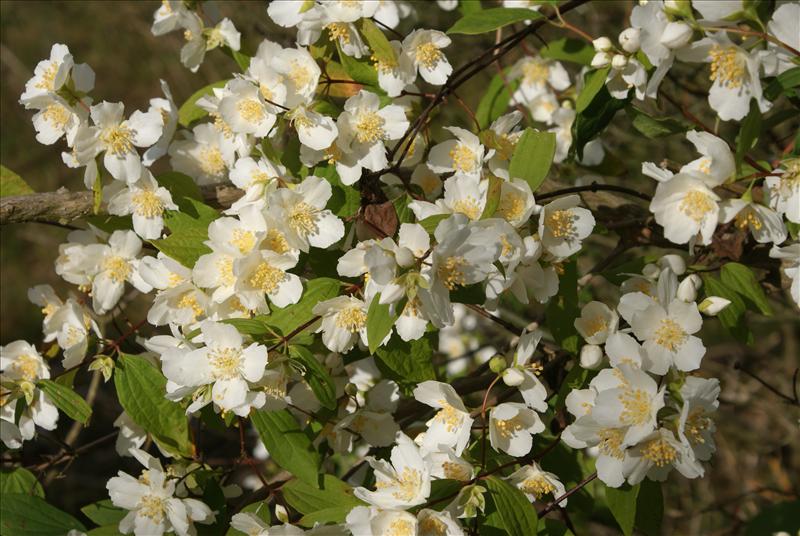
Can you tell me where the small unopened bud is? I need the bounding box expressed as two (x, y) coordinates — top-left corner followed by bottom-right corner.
(593, 36), (613, 52)
(489, 355), (508, 374)
(344, 382), (359, 397)
(502, 367), (525, 387)
(591, 51), (612, 69)
(88, 355), (115, 383)
(659, 254), (686, 275)
(394, 246), (415, 268)
(580, 344), (604, 370)
(618, 28), (641, 53)
(686, 273), (703, 290)
(642, 263), (660, 279)
(611, 54), (629, 70)
(664, 0), (692, 17)
(660, 21), (693, 49)
(699, 297), (731, 316)
(677, 277), (698, 302)
(275, 504), (289, 524)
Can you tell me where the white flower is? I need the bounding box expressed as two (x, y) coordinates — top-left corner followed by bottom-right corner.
(680, 32), (771, 121)
(496, 179), (537, 227)
(74, 101), (164, 184)
(143, 80), (179, 166)
(19, 43), (75, 104)
(336, 90), (409, 179)
(504, 236), (559, 305)
(574, 301), (619, 344)
(765, 159), (800, 224)
(631, 298), (706, 373)
(113, 412), (147, 456)
(622, 428), (703, 485)
(55, 229), (102, 288)
(269, 176), (345, 252)
(161, 320), (268, 416)
(579, 344), (605, 369)
(424, 447), (475, 482)
(27, 94), (86, 146)
(151, 1), (189, 36)
(92, 230), (152, 315)
(770, 243), (800, 306)
(289, 104), (339, 151)
(354, 432), (431, 509)
(168, 123), (237, 186)
(413, 381), (474, 456)
(417, 509), (465, 536)
(719, 198), (787, 244)
(218, 78), (280, 137)
(539, 194), (595, 259)
(409, 174), (488, 221)
(107, 170), (177, 239)
(229, 513), (305, 535)
(692, 0), (744, 21)
(0, 341), (58, 449)
(256, 41), (321, 108)
(313, 295), (368, 353)
(678, 376), (719, 462)
(227, 157), (282, 214)
(181, 15), (241, 72)
(234, 249), (303, 311)
(508, 462), (567, 504)
(140, 253), (210, 326)
(49, 300), (98, 368)
(607, 58), (648, 101)
(506, 329), (548, 412)
(489, 402), (545, 457)
(346, 507), (418, 536)
(765, 3), (800, 76)
(427, 127), (488, 177)
(107, 449), (214, 536)
(605, 332), (649, 371)
(510, 56), (571, 104)
(375, 40), (417, 97)
(698, 296), (731, 316)
(403, 29), (453, 85)
(649, 173), (721, 245)
(680, 130), (735, 186)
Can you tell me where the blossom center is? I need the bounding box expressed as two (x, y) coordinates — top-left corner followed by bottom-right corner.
(618, 388), (652, 426)
(138, 494), (166, 523)
(679, 190), (714, 222)
(354, 111), (386, 144)
(288, 202), (319, 236)
(449, 143), (477, 173)
(217, 257), (235, 286)
(442, 461), (471, 481)
(385, 467), (422, 502)
(522, 60), (550, 86)
(265, 229), (290, 254)
(654, 318), (687, 352)
(641, 436), (677, 467)
(415, 42), (443, 69)
(101, 125), (134, 156)
(435, 400), (463, 432)
(325, 22), (352, 44)
(495, 415), (524, 438)
(598, 427), (625, 459)
(288, 60), (312, 90)
(437, 256), (467, 290)
(12, 354), (39, 382)
(583, 316), (608, 337)
(521, 476), (556, 499)
(387, 518), (415, 536)
(734, 208), (763, 231)
(709, 45), (745, 89)
(199, 146), (226, 177)
(36, 62), (59, 90)
(335, 306), (367, 332)
(451, 197), (482, 220)
(545, 209), (576, 238)
(248, 261), (286, 294)
(232, 229), (256, 254)
(43, 104), (71, 129)
(498, 191), (525, 222)
(177, 293), (204, 319)
(237, 99), (265, 123)
(419, 516), (447, 536)
(102, 256), (131, 283)
(209, 347), (243, 380)
(132, 190), (164, 218)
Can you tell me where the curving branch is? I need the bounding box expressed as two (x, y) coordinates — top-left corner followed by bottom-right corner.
(0, 184), (243, 226)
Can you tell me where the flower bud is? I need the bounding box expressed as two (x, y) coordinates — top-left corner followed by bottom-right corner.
(686, 273), (703, 290)
(593, 36), (613, 52)
(699, 297), (731, 316)
(618, 28), (641, 53)
(677, 277), (698, 302)
(591, 51), (612, 69)
(660, 21), (693, 49)
(659, 254), (686, 275)
(275, 504), (289, 524)
(502, 367), (525, 387)
(642, 263), (660, 279)
(664, 0), (692, 18)
(394, 246), (415, 268)
(489, 355), (508, 374)
(611, 54), (629, 70)
(580, 344), (604, 370)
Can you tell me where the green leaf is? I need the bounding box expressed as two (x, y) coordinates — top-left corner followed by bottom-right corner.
(86, 214), (133, 233)
(261, 278), (341, 336)
(251, 409), (321, 485)
(484, 476), (539, 536)
(448, 7), (541, 35)
(366, 293), (398, 353)
(540, 37), (594, 66)
(419, 214), (449, 233)
(626, 107), (691, 138)
(702, 274), (752, 344)
(735, 99), (762, 173)
(720, 262), (772, 315)
(229, 48), (251, 71)
(458, 0), (483, 16)
(393, 194), (414, 225)
(37, 379), (92, 425)
(744, 499), (800, 536)
(764, 66), (800, 100)
(0, 165), (34, 197)
(606, 484), (639, 536)
(315, 164), (359, 218)
(284, 474), (365, 527)
(0, 468), (44, 497)
(221, 317), (274, 336)
(290, 345), (338, 410)
(635, 479), (663, 536)
(476, 74), (518, 129)
(0, 494), (86, 535)
(80, 500), (126, 527)
(576, 67), (610, 113)
(157, 171), (202, 202)
(508, 128), (557, 192)
(338, 46), (379, 87)
(178, 80), (229, 127)
(114, 353), (194, 458)
(481, 175), (504, 219)
(86, 526), (123, 535)
(573, 83), (630, 160)
(545, 261), (579, 353)
(92, 171), (103, 214)
(374, 336), (435, 391)
(359, 19), (396, 64)
(152, 198), (219, 268)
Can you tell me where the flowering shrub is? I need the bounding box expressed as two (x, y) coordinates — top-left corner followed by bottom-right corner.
(1, 1), (799, 535)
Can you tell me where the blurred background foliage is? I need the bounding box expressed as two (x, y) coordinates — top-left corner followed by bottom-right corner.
(1, 1), (798, 534)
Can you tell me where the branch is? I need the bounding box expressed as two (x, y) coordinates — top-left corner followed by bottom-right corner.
(0, 184), (243, 226)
